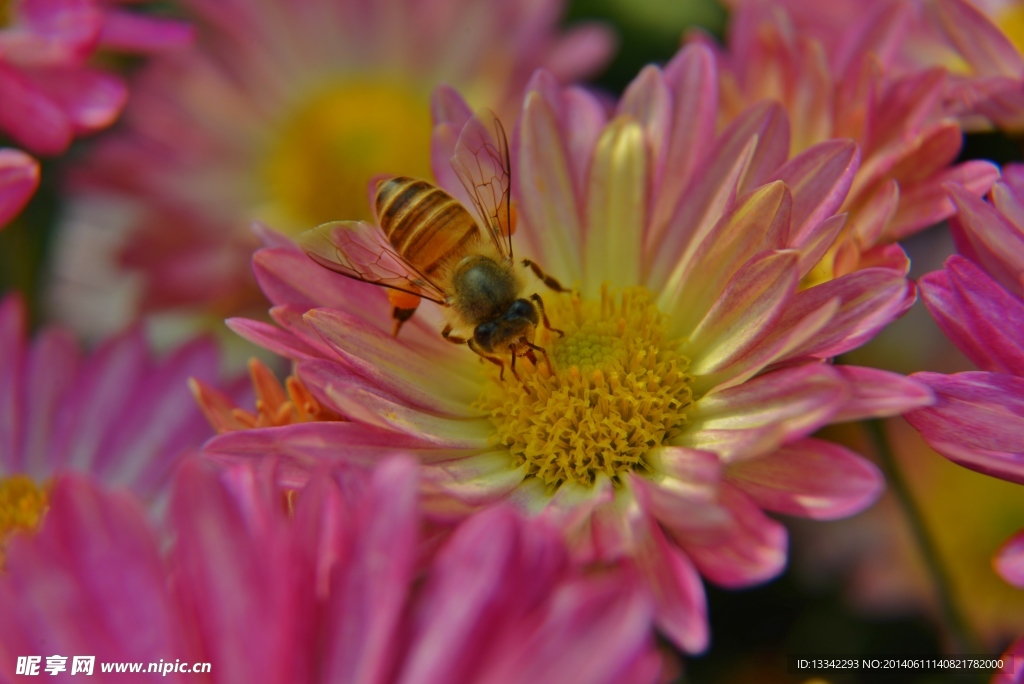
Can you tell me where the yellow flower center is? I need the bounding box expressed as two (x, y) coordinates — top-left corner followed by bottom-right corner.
(0, 475), (48, 566)
(997, 3), (1024, 56)
(0, 0), (11, 28)
(261, 78), (433, 232)
(476, 286), (693, 490)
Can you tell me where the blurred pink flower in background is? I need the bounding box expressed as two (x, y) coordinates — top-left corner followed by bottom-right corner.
(48, 0), (614, 337)
(0, 148), (38, 228)
(904, 166), (1024, 679)
(0, 291), (222, 559)
(700, 0), (999, 281)
(0, 456), (663, 684)
(196, 45), (936, 654)
(722, 0), (1024, 132)
(0, 0), (191, 155)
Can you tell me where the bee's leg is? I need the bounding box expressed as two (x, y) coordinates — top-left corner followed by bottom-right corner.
(468, 339), (505, 381)
(507, 345), (524, 384)
(522, 259), (570, 293)
(521, 338), (553, 372)
(391, 307), (417, 337)
(441, 323), (468, 345)
(388, 289), (421, 337)
(530, 293), (564, 337)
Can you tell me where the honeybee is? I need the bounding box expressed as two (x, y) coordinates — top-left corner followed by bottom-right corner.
(298, 110), (566, 381)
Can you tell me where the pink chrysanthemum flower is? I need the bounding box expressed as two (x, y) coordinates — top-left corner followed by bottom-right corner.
(49, 0), (613, 334)
(0, 291), (219, 558)
(903, 166), (1024, 680)
(0, 456), (663, 684)
(724, 0), (1024, 133)
(700, 0), (998, 280)
(201, 45), (934, 653)
(907, 167), (1024, 562)
(0, 148), (38, 229)
(0, 0), (191, 155)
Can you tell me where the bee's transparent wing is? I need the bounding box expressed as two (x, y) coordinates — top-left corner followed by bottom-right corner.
(298, 221), (448, 304)
(451, 108), (513, 259)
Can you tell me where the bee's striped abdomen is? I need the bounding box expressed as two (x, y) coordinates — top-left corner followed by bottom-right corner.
(375, 177), (480, 278)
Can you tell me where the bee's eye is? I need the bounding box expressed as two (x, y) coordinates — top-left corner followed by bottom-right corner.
(474, 322), (496, 351)
(508, 298), (536, 323)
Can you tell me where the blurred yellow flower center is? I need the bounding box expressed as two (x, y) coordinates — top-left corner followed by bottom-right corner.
(0, 1), (10, 27)
(262, 78), (433, 231)
(0, 475), (48, 566)
(997, 4), (1024, 55)
(477, 286), (693, 489)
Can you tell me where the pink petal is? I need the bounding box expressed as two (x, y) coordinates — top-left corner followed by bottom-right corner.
(630, 514), (708, 654)
(994, 529), (1024, 589)
(298, 360), (493, 448)
(922, 256), (1024, 375)
(430, 85), (474, 204)
(170, 458), (310, 682)
(0, 149), (39, 228)
(0, 63), (72, 154)
(95, 336), (218, 494)
(888, 161), (999, 241)
(831, 366), (935, 422)
(773, 139), (859, 245)
(646, 446), (723, 487)
(692, 298), (839, 396)
(688, 364), (848, 462)
(680, 483), (788, 589)
(421, 450), (526, 506)
(947, 183), (1024, 298)
(202, 421), (464, 482)
(0, 294), (27, 470)
(933, 0), (1024, 77)
(99, 10), (194, 52)
(28, 67), (127, 134)
(583, 115), (647, 293)
(630, 472), (731, 546)
(906, 371), (1024, 485)
(795, 214), (847, 279)
(521, 70), (607, 204)
(517, 89), (583, 284)
(650, 44), (718, 240)
(20, 327), (79, 478)
(253, 245), (389, 319)
(304, 307), (481, 407)
(649, 103), (788, 295)
(322, 456), (420, 684)
(397, 506), (569, 683)
(686, 250), (799, 375)
(479, 572), (656, 684)
(662, 181), (792, 335)
(728, 438), (884, 520)
(45, 327), (147, 475)
(226, 315), (330, 362)
(541, 22), (617, 83)
(847, 178), (899, 249)
(783, 267), (914, 360)
(618, 64), (670, 192)
(0, 475), (188, 667)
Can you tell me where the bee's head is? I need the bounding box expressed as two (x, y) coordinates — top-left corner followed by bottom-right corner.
(473, 298), (538, 354)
